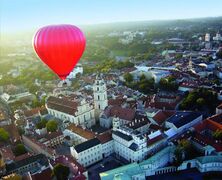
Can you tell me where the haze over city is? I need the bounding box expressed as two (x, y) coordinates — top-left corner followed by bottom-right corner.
(0, 1), (222, 180)
(1, 0), (222, 33)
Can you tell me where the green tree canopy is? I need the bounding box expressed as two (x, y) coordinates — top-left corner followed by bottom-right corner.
(124, 72), (133, 83)
(46, 120), (58, 132)
(36, 119), (47, 129)
(14, 143), (27, 156)
(52, 163), (70, 180)
(0, 128), (9, 142)
(159, 76), (178, 91)
(179, 88), (218, 113)
(212, 129), (222, 140)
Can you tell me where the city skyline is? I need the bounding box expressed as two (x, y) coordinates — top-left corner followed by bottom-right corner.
(1, 0), (222, 33)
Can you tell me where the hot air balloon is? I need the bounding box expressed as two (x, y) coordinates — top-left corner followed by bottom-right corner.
(33, 24), (86, 80)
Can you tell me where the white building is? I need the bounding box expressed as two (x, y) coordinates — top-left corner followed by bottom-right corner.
(0, 92), (34, 104)
(165, 111), (203, 133)
(97, 132), (114, 158)
(205, 33), (211, 42)
(131, 66), (171, 83)
(46, 96), (95, 128)
(63, 123), (95, 145)
(112, 127), (148, 163)
(67, 64), (83, 79)
(213, 32), (222, 41)
(71, 138), (103, 167)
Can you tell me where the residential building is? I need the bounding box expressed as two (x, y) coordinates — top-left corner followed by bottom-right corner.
(71, 138), (102, 167)
(100, 106), (135, 128)
(112, 127), (148, 163)
(165, 111), (203, 133)
(5, 154), (49, 176)
(63, 123), (95, 145)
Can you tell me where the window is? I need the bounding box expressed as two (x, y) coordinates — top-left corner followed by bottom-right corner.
(98, 105), (101, 109)
(98, 95), (100, 100)
(97, 87), (99, 91)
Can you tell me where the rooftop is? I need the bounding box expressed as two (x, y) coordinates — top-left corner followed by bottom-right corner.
(67, 124), (95, 140)
(74, 138), (101, 153)
(104, 106), (135, 121)
(100, 163), (143, 180)
(167, 111), (202, 128)
(46, 96), (78, 115)
(112, 130), (133, 141)
(6, 154), (48, 173)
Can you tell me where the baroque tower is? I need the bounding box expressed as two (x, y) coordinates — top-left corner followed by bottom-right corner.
(93, 76), (108, 119)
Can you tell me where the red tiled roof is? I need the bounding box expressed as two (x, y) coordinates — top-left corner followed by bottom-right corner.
(216, 103), (222, 110)
(153, 110), (175, 125)
(97, 131), (112, 144)
(24, 107), (45, 118)
(208, 113), (222, 125)
(47, 96), (78, 115)
(0, 146), (15, 161)
(193, 118), (222, 152)
(31, 167), (52, 180)
(108, 99), (125, 106)
(149, 124), (161, 131)
(51, 155), (86, 176)
(1, 124), (20, 142)
(67, 124), (95, 140)
(37, 131), (64, 142)
(14, 153), (32, 162)
(105, 106), (135, 121)
(147, 134), (164, 146)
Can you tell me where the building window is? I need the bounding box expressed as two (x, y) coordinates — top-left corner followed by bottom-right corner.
(97, 87), (99, 91)
(99, 105), (101, 109)
(98, 95), (100, 100)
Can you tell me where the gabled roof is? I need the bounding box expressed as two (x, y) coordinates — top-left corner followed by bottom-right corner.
(67, 124), (95, 140)
(6, 154), (48, 172)
(97, 131), (112, 144)
(167, 111), (202, 128)
(74, 138), (101, 153)
(105, 106), (135, 121)
(112, 130), (133, 141)
(46, 96), (78, 115)
(153, 110), (175, 125)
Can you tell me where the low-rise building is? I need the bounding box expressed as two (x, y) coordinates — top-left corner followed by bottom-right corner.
(112, 127), (148, 163)
(71, 138), (102, 167)
(165, 111), (203, 133)
(5, 154), (49, 176)
(100, 106), (135, 128)
(63, 124), (95, 145)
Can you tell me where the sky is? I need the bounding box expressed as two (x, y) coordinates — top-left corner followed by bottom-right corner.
(1, 0), (222, 33)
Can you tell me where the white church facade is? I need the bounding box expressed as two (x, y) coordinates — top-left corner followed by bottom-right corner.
(46, 76), (108, 128)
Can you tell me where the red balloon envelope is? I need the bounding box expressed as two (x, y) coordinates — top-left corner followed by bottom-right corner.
(33, 24), (86, 80)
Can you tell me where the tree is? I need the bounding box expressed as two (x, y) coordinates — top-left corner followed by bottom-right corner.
(159, 76), (178, 91)
(179, 88), (218, 114)
(0, 128), (9, 142)
(174, 139), (192, 165)
(212, 129), (222, 140)
(124, 72), (133, 83)
(46, 120), (58, 132)
(36, 119), (47, 129)
(139, 74), (146, 81)
(52, 163), (70, 180)
(216, 49), (222, 59)
(196, 98), (206, 107)
(14, 144), (27, 156)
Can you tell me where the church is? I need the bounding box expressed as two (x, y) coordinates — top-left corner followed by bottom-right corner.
(46, 76), (108, 128)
